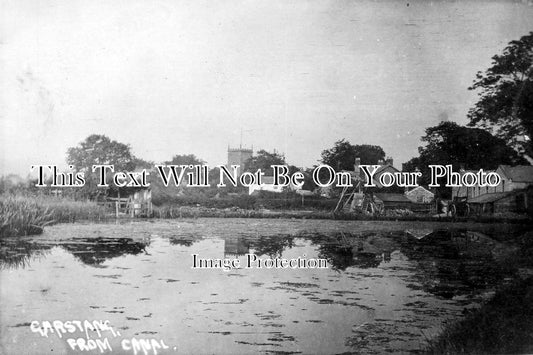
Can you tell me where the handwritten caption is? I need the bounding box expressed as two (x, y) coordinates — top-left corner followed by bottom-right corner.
(30, 320), (171, 355)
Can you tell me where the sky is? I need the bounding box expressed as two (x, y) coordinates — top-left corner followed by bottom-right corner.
(1, 0), (533, 176)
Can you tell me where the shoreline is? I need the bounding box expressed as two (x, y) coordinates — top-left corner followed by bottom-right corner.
(3, 212), (532, 353)
(150, 206), (533, 225)
(425, 276), (533, 354)
(2, 193), (531, 240)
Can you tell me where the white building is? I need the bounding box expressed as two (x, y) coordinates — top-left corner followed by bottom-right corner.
(247, 174), (306, 195)
(248, 176), (284, 195)
(405, 186), (434, 204)
(452, 165), (533, 199)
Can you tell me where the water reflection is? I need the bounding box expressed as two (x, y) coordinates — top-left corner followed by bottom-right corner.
(0, 238), (52, 269)
(169, 234), (202, 247)
(249, 235), (294, 258)
(0, 237), (150, 268)
(58, 237), (150, 266)
(400, 229), (514, 298)
(224, 237), (250, 257)
(316, 238), (357, 270)
(1, 220), (530, 355)
(0, 228), (520, 293)
(210, 229), (523, 299)
(162, 228), (522, 299)
(300, 232), (399, 271)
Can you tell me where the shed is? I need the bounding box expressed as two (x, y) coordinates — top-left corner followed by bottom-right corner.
(374, 193), (412, 210)
(468, 190), (527, 214)
(405, 186), (434, 204)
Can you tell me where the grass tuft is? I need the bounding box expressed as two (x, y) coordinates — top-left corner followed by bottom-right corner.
(0, 194), (107, 238)
(425, 277), (533, 354)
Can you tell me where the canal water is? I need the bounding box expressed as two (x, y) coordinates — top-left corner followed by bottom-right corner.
(0, 219), (529, 354)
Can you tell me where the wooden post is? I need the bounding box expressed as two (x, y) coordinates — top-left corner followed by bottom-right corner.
(115, 201), (119, 218)
(334, 186), (349, 212)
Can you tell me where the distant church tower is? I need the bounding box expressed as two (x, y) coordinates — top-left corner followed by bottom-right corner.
(227, 145), (253, 173)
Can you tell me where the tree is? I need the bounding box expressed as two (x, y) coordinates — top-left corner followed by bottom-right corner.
(67, 134), (136, 198)
(155, 154), (208, 198)
(301, 168), (318, 191)
(403, 122), (525, 196)
(67, 134), (136, 172)
(244, 150), (286, 175)
(320, 139), (386, 171)
(131, 157), (154, 170)
(242, 149), (313, 190)
(467, 32), (533, 160)
(0, 174), (25, 193)
(164, 154), (205, 166)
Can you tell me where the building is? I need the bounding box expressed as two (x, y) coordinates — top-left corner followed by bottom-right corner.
(405, 186), (434, 204)
(452, 165), (533, 199)
(355, 157), (403, 191)
(494, 165), (533, 193)
(468, 190), (528, 214)
(128, 188), (153, 217)
(248, 176), (284, 195)
(372, 164), (399, 189)
(335, 157), (411, 214)
(227, 146), (253, 175)
(451, 169), (490, 199)
(450, 164), (533, 214)
(373, 193), (412, 210)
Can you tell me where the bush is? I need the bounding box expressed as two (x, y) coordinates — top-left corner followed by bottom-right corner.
(153, 188), (338, 211)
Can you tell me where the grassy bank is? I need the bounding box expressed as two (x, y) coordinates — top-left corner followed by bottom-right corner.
(152, 205), (533, 224)
(0, 195), (107, 238)
(425, 277), (533, 354)
(2, 194), (530, 238)
(426, 231), (533, 354)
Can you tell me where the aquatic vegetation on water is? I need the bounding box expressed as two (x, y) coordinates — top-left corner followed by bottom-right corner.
(1, 220), (532, 353)
(0, 195), (53, 237)
(0, 194), (107, 238)
(0, 238), (52, 269)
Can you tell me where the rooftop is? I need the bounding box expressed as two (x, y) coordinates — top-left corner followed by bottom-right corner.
(468, 191), (521, 204)
(374, 193), (411, 203)
(498, 165), (533, 183)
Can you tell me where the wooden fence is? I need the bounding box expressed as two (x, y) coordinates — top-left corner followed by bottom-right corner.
(97, 197), (153, 218)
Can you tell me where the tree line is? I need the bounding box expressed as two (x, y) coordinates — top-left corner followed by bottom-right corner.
(3, 32), (531, 200)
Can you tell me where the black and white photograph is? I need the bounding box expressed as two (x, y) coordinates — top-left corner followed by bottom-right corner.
(1, 0), (533, 354)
